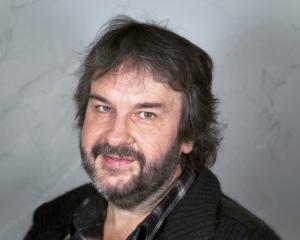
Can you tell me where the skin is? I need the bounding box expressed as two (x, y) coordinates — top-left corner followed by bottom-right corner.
(81, 66), (194, 240)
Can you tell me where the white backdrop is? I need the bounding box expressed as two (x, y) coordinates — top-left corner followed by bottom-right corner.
(0, 0), (299, 239)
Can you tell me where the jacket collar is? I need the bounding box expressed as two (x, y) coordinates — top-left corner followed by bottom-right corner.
(69, 192), (106, 238)
(158, 168), (221, 240)
(70, 168), (220, 240)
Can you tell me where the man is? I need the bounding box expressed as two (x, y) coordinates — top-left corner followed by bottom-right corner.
(24, 16), (280, 240)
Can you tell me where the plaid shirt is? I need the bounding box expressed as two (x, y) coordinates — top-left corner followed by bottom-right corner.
(67, 168), (196, 240)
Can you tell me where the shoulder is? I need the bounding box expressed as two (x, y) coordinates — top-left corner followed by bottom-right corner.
(32, 183), (97, 224)
(215, 194), (281, 240)
(24, 183), (97, 240)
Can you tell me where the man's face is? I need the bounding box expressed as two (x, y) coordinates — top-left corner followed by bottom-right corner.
(80, 67), (193, 208)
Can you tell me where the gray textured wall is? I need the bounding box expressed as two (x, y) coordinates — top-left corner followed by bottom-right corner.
(0, 0), (299, 239)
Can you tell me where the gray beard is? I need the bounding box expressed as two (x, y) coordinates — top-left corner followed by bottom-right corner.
(80, 140), (181, 209)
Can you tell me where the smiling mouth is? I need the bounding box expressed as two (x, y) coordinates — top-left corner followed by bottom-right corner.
(103, 154), (135, 166)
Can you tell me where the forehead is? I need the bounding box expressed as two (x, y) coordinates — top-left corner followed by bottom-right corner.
(91, 67), (183, 105)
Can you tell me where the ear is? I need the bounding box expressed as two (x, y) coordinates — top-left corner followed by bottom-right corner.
(180, 140), (194, 154)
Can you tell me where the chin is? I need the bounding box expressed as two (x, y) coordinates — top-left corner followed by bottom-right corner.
(93, 168), (140, 193)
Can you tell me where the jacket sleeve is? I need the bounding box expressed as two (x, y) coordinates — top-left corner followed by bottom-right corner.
(23, 202), (70, 240)
(217, 195), (281, 240)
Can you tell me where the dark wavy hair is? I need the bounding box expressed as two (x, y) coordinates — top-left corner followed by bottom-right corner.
(74, 16), (221, 171)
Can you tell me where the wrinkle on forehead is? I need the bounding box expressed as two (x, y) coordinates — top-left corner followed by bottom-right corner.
(113, 63), (157, 89)
(90, 64), (183, 116)
(92, 57), (172, 91)
(96, 63), (173, 95)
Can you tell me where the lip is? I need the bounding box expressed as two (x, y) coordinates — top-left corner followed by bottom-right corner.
(103, 154), (135, 166)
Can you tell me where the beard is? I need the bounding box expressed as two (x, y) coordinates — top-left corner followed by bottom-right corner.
(80, 139), (182, 209)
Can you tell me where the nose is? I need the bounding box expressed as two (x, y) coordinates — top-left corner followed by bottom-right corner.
(106, 115), (134, 146)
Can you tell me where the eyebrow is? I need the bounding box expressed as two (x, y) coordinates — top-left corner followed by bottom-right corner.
(89, 94), (111, 104)
(89, 93), (164, 109)
(135, 102), (163, 109)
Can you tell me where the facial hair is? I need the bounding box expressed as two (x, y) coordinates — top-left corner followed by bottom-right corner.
(80, 140), (182, 209)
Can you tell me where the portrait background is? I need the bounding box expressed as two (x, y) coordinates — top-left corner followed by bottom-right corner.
(0, 0), (299, 239)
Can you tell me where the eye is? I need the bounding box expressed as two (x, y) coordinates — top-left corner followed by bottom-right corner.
(97, 105), (112, 113)
(139, 111), (156, 120)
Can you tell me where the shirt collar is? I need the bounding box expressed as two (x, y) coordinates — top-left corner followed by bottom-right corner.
(137, 167), (196, 240)
(69, 192), (107, 238)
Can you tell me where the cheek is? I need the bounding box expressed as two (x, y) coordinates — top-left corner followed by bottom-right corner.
(80, 122), (92, 150)
(81, 108), (113, 148)
(133, 126), (178, 161)
(81, 118), (103, 150)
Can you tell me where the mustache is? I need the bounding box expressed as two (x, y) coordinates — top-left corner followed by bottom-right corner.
(92, 143), (146, 164)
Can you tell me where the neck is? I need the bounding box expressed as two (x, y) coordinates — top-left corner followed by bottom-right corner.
(103, 166), (182, 240)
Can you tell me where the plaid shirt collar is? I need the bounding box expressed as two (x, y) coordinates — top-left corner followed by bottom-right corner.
(69, 168), (196, 240)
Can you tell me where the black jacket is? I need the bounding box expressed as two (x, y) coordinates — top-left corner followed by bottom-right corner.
(24, 169), (280, 240)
